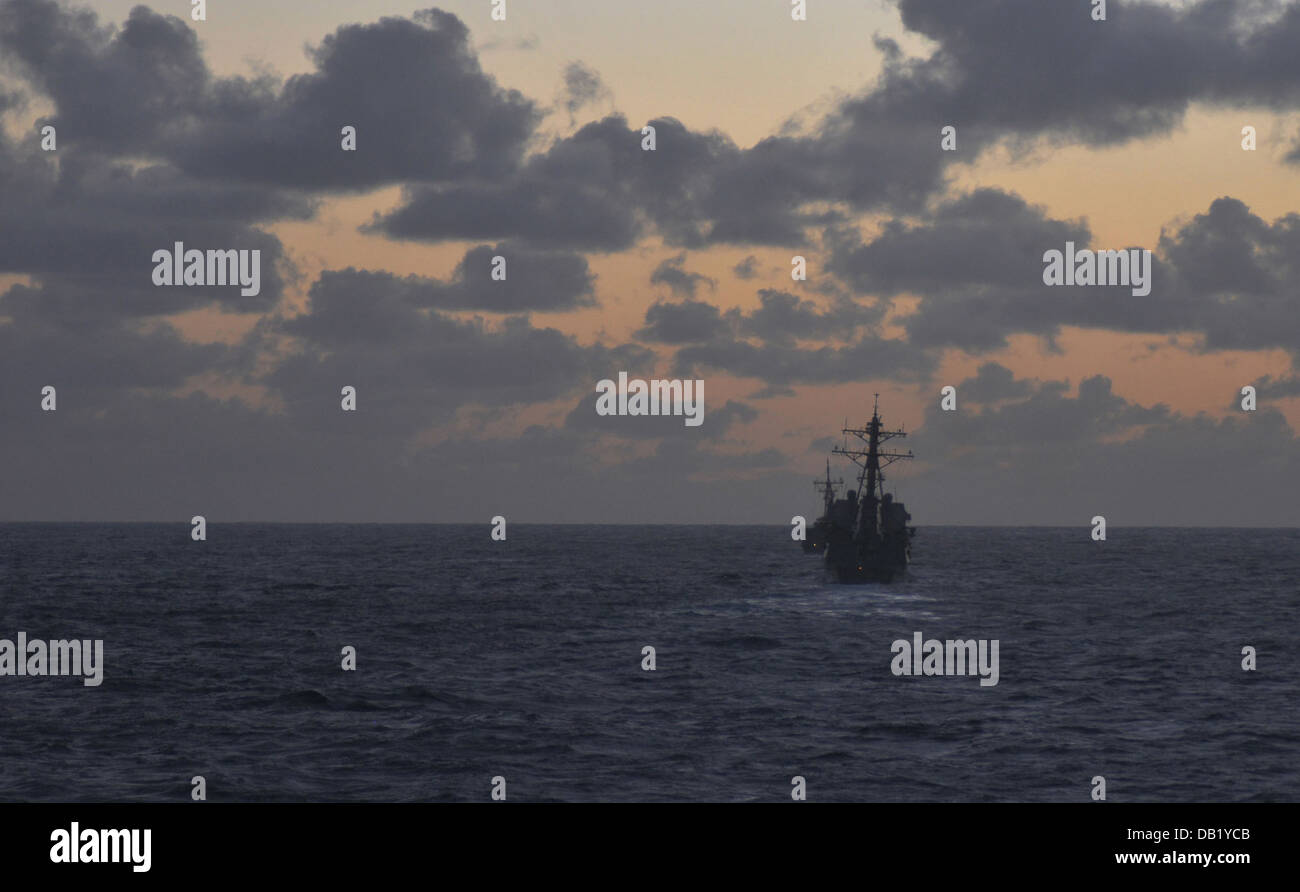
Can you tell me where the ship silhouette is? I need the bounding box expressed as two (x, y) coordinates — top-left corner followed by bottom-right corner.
(801, 460), (843, 554)
(816, 395), (915, 583)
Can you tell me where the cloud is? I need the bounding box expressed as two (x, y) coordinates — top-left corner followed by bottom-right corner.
(1156, 197), (1300, 352)
(827, 189), (1300, 354)
(0, 138), (303, 316)
(560, 61), (610, 124)
(0, 2), (541, 189)
(359, 1), (1300, 252)
(263, 268), (646, 435)
(829, 190), (1089, 298)
(637, 299), (729, 345)
(952, 362), (1042, 404)
(305, 245), (596, 318)
(674, 333), (936, 388)
(729, 289), (884, 346)
(649, 252), (716, 298)
(636, 287), (881, 349)
(883, 0), (1300, 148)
(368, 114), (741, 250)
(733, 255), (759, 279)
(0, 0), (208, 153)
(904, 370), (1300, 525)
(13, 0), (1300, 259)
(0, 284), (232, 403)
(563, 391), (756, 441)
(369, 92), (952, 250)
(1253, 374), (1300, 399)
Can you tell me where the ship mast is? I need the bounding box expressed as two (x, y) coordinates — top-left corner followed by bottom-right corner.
(813, 459), (843, 515)
(833, 395), (912, 498)
(832, 395), (912, 540)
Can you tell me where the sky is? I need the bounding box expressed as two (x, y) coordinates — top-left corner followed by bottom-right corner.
(1, 0), (1299, 524)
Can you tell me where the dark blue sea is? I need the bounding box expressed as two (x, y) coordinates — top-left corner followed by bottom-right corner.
(0, 524), (1296, 802)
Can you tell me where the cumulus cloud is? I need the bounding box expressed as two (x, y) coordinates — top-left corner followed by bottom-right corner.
(0, 1), (541, 189)
(637, 299), (729, 345)
(264, 273), (645, 436)
(674, 333), (936, 388)
(828, 190), (1300, 354)
(905, 370), (1300, 525)
(0, 136), (302, 316)
(306, 246), (596, 318)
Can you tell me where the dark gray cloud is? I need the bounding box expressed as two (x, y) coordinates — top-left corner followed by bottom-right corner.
(563, 392), (756, 441)
(361, 0), (1300, 251)
(409, 425), (793, 523)
(636, 286), (922, 389)
(0, 83), (24, 113)
(637, 288), (881, 349)
(0, 386), (801, 523)
(728, 289), (883, 346)
(171, 9), (539, 189)
(0, 0), (207, 153)
(263, 267), (646, 435)
(917, 373), (1169, 451)
(749, 384), (798, 399)
(1155, 197), (1300, 352)
(0, 285), (231, 404)
(304, 245), (596, 316)
(369, 103), (946, 249)
(674, 333), (936, 388)
(637, 299), (729, 345)
(828, 190), (1300, 354)
(952, 362), (1040, 404)
(733, 255), (759, 279)
(903, 371), (1300, 525)
(0, 2), (540, 189)
(369, 114), (741, 250)
(0, 391), (317, 522)
(650, 253), (716, 298)
(1253, 374), (1300, 399)
(0, 137), (302, 315)
(828, 189), (1090, 298)
(884, 0), (1300, 148)
(560, 61), (609, 123)
(10, 0), (1300, 259)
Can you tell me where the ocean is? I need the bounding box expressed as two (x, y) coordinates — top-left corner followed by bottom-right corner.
(0, 523), (1296, 802)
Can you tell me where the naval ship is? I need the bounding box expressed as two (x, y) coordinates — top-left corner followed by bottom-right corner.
(801, 461), (843, 554)
(819, 396), (915, 583)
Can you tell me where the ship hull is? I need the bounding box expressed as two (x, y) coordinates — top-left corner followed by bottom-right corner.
(824, 533), (911, 584)
(800, 519), (832, 554)
(827, 559), (906, 584)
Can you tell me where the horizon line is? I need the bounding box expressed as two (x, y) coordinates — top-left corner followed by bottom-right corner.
(1, 520), (1297, 530)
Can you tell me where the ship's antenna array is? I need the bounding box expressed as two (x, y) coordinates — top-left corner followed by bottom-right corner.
(831, 401), (913, 498)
